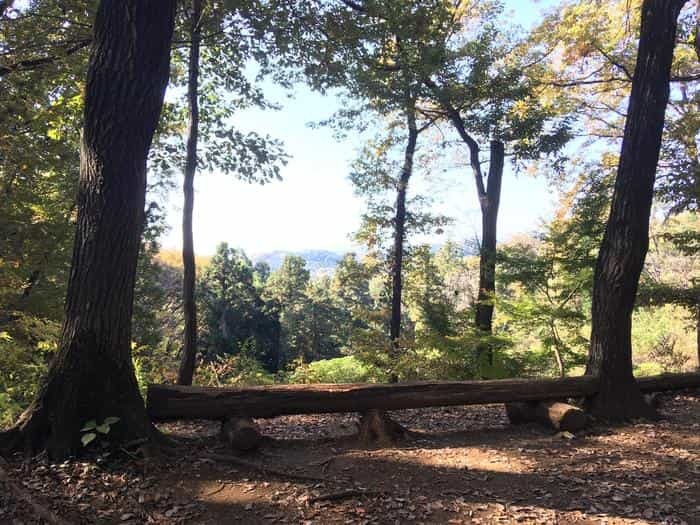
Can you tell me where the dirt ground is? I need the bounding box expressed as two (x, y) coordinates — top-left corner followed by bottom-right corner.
(1, 391), (699, 524)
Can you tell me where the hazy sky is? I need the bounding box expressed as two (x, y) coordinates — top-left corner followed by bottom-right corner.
(160, 0), (561, 256)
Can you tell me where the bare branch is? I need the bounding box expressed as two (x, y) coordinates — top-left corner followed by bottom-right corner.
(422, 76), (486, 200)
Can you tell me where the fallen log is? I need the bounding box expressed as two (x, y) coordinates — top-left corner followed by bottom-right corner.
(148, 376), (599, 420)
(636, 372), (700, 393)
(147, 372), (700, 421)
(505, 401), (589, 432)
(221, 417), (262, 451)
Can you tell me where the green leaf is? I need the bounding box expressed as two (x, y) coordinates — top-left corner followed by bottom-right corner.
(103, 416), (120, 425)
(81, 420), (97, 431)
(95, 424), (110, 434)
(81, 432), (97, 447)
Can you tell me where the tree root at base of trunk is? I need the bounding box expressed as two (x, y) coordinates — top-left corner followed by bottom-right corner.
(2, 413), (169, 462)
(308, 488), (381, 503)
(202, 452), (329, 482)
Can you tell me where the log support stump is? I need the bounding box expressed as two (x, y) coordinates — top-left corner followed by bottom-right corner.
(357, 410), (406, 447)
(505, 400), (589, 432)
(221, 417), (262, 452)
(644, 392), (661, 410)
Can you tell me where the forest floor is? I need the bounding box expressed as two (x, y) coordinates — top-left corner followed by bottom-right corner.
(1, 391), (699, 525)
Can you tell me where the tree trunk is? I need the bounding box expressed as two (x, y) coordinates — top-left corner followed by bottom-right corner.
(586, 0), (687, 420)
(550, 322), (566, 378)
(695, 0), (700, 61)
(421, 78), (506, 351)
(474, 141), (504, 368)
(696, 304), (699, 369)
(177, 0), (203, 386)
(0, 0), (176, 459)
(389, 100), (418, 379)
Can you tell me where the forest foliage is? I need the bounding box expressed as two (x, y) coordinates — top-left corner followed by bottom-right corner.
(1, 0), (698, 429)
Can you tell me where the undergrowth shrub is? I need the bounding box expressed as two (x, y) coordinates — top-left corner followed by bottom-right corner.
(0, 314), (59, 428)
(289, 356), (385, 384)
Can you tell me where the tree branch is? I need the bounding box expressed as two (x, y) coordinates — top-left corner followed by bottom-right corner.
(592, 44), (633, 80)
(340, 0), (366, 12)
(0, 39), (91, 77)
(422, 76), (486, 200)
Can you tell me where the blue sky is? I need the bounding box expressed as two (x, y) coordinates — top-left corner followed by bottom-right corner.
(161, 0), (561, 256)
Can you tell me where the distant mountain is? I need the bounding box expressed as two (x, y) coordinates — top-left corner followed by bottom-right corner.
(252, 250), (346, 276)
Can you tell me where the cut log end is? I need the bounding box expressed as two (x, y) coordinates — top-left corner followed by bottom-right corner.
(506, 401), (589, 432)
(357, 410), (406, 447)
(221, 417), (262, 452)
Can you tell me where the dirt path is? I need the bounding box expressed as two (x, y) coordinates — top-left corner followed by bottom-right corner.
(1, 392), (698, 524)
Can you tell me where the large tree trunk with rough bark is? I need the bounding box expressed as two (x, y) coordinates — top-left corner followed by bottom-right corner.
(178, 0), (203, 386)
(389, 100), (418, 378)
(586, 0), (687, 420)
(0, 0), (176, 459)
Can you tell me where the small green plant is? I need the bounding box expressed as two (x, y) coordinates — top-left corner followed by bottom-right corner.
(80, 417), (120, 447)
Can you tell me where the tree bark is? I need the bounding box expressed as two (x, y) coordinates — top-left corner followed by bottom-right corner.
(473, 141), (505, 369)
(475, 141), (504, 337)
(695, 0), (700, 61)
(1, 0), (176, 459)
(695, 304), (700, 370)
(178, 0), (203, 386)
(586, 0), (687, 420)
(549, 322), (566, 378)
(389, 98), (418, 378)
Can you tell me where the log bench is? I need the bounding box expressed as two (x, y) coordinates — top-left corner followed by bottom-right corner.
(147, 372), (700, 449)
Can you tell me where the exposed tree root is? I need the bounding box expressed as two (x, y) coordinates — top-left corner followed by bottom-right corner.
(3, 411), (169, 462)
(202, 452), (328, 482)
(308, 488), (381, 503)
(0, 457), (71, 525)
